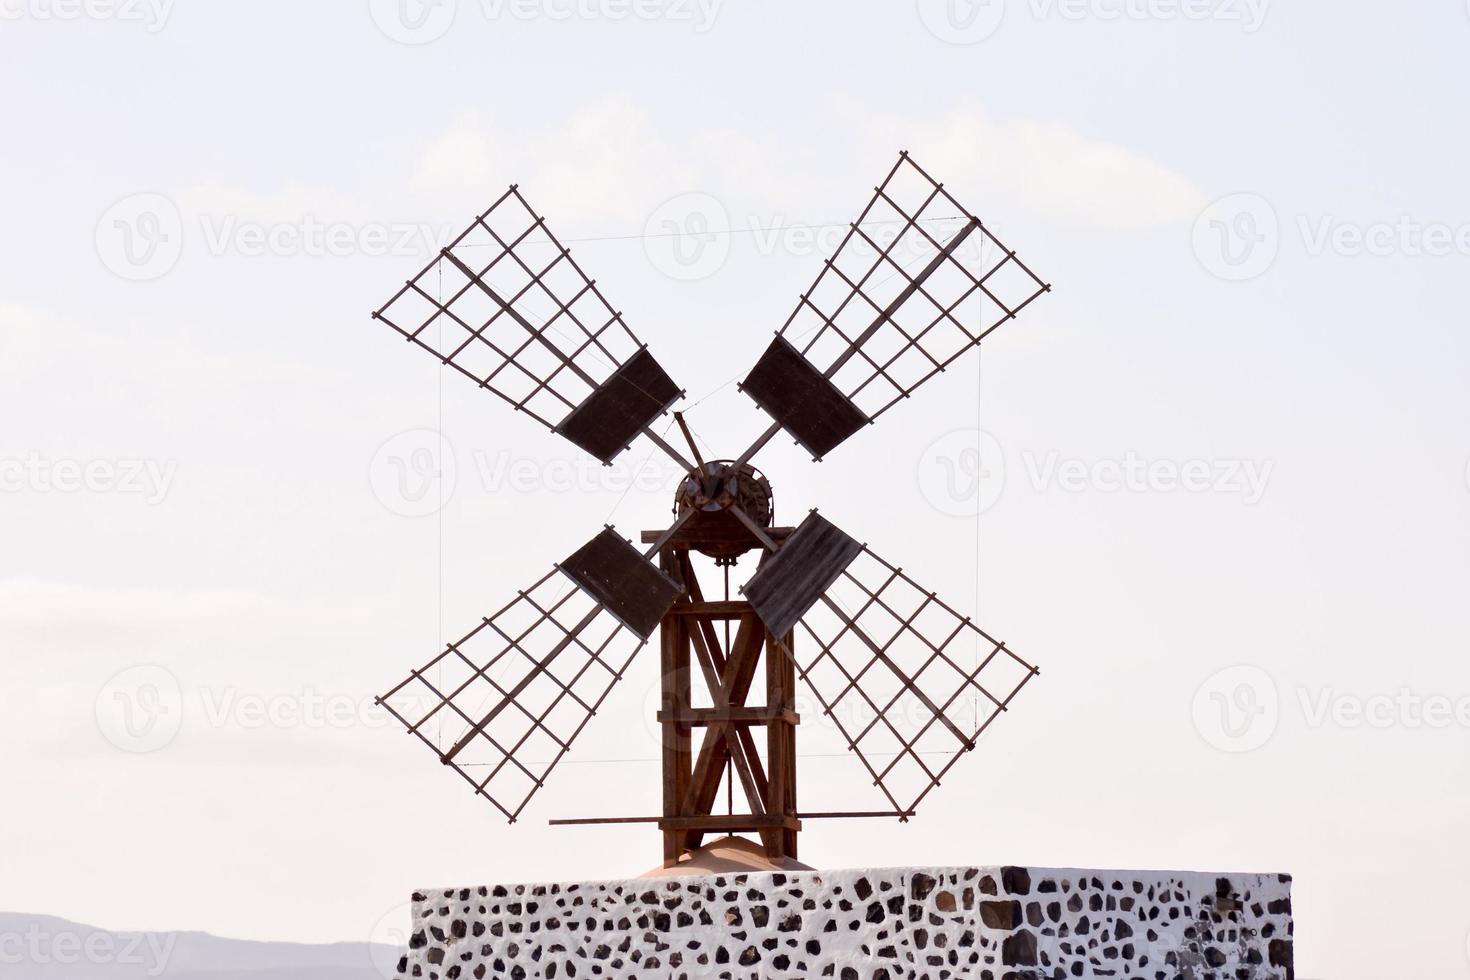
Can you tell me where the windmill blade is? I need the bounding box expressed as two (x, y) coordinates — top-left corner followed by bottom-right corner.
(373, 185), (693, 469)
(741, 510), (862, 638)
(377, 524), (684, 823)
(736, 152), (1050, 464)
(741, 511), (1039, 816)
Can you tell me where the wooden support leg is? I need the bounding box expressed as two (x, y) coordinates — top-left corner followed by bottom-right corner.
(765, 627), (798, 862)
(659, 551), (692, 867)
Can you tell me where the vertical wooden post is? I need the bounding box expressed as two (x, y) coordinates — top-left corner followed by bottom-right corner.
(659, 547), (692, 867)
(765, 627), (799, 861)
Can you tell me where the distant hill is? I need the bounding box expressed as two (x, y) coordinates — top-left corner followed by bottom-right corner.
(0, 912), (397, 979)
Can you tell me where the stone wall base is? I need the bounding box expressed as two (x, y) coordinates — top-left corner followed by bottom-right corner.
(399, 864), (1293, 979)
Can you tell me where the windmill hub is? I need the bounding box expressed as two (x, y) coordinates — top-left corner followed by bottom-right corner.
(672, 460), (774, 563)
(676, 460), (772, 518)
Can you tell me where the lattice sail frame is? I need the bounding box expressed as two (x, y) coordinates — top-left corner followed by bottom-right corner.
(376, 568), (647, 822)
(773, 544), (1039, 816)
(372, 186), (677, 447)
(779, 152), (1050, 421)
(371, 153), (1051, 830)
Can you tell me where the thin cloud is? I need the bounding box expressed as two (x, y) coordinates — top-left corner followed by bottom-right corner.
(410, 97), (698, 224)
(871, 107), (1207, 228)
(179, 99), (1201, 236)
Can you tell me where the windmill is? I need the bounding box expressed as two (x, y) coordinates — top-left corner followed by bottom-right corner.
(372, 152), (1050, 867)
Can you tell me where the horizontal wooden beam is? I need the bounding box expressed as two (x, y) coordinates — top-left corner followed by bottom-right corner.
(640, 525), (796, 545)
(794, 810), (915, 820)
(549, 811), (906, 827)
(668, 600), (753, 618)
(657, 707), (800, 726)
(657, 814), (801, 832)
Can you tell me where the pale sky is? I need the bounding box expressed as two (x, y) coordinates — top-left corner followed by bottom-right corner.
(3, 2), (1469, 978)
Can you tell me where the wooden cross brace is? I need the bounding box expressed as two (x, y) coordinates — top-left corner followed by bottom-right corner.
(657, 547), (799, 866)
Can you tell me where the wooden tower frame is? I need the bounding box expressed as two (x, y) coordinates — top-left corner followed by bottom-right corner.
(651, 525), (800, 866)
